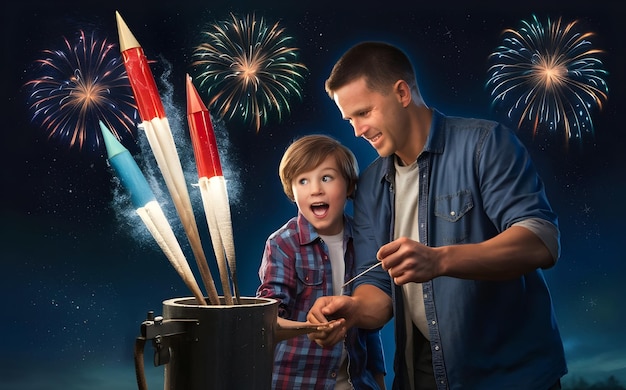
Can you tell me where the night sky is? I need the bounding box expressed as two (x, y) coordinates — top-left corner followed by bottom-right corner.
(2, 1), (625, 389)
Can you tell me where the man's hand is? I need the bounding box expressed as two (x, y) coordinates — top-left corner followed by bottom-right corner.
(381, 227), (556, 282)
(378, 237), (441, 285)
(306, 285), (393, 347)
(306, 295), (354, 347)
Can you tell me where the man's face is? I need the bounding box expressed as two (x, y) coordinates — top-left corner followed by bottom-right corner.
(333, 77), (406, 158)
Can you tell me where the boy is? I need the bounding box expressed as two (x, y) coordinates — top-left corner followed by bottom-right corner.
(257, 134), (386, 389)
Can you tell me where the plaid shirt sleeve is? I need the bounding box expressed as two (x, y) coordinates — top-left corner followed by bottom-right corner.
(256, 224), (300, 318)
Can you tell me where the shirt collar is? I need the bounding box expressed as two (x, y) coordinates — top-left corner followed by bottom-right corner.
(426, 108), (445, 154)
(378, 108), (446, 185)
(295, 212), (352, 245)
(296, 212), (318, 245)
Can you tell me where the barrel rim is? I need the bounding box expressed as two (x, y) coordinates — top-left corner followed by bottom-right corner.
(162, 296), (278, 309)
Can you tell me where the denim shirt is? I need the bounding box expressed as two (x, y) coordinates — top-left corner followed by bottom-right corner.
(353, 110), (567, 389)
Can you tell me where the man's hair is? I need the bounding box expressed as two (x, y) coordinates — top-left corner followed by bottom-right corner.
(279, 134), (359, 202)
(325, 41), (418, 97)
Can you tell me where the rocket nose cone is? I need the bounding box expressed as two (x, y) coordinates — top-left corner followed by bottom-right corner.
(99, 121), (127, 158)
(186, 74), (208, 114)
(115, 11), (141, 51)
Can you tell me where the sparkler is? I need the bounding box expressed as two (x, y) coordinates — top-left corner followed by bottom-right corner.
(186, 74), (240, 305)
(341, 262), (382, 289)
(100, 121), (206, 305)
(115, 11), (219, 304)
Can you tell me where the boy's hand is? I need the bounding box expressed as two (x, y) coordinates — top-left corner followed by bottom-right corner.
(307, 295), (354, 347)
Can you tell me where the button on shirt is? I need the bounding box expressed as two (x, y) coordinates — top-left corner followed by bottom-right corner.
(352, 109), (567, 389)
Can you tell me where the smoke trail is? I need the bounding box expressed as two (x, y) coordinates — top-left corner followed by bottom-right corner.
(110, 54), (242, 244)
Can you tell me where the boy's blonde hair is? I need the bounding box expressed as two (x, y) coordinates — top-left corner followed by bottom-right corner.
(279, 134), (358, 202)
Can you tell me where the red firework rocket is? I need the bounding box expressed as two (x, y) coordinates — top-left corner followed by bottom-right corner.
(115, 11), (219, 305)
(186, 75), (239, 304)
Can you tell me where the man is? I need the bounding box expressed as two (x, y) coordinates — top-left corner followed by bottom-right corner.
(307, 41), (567, 389)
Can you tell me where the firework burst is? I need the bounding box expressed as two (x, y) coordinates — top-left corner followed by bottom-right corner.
(192, 13), (307, 133)
(24, 30), (137, 151)
(486, 15), (608, 143)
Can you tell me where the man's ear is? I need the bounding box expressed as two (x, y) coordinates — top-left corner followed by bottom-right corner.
(394, 80), (412, 107)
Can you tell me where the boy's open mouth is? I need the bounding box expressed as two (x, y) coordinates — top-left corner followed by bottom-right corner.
(311, 202), (329, 217)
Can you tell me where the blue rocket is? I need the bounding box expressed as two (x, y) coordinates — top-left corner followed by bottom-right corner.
(99, 120), (207, 305)
(99, 120), (155, 209)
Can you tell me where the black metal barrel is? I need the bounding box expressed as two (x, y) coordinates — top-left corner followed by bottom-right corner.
(159, 296), (278, 389)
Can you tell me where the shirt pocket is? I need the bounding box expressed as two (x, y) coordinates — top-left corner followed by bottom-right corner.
(435, 189), (473, 221)
(295, 265), (324, 295)
(434, 189), (473, 244)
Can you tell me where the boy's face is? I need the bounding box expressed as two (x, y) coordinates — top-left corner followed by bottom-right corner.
(292, 155), (348, 236)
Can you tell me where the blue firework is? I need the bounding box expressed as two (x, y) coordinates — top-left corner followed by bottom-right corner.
(24, 30), (138, 151)
(192, 13), (308, 133)
(486, 15), (608, 143)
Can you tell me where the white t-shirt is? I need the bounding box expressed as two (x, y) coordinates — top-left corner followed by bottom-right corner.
(394, 158), (426, 390)
(393, 159), (430, 339)
(320, 231), (350, 389)
(320, 231), (345, 296)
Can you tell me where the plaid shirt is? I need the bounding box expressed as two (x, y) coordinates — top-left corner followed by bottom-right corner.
(257, 213), (385, 389)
